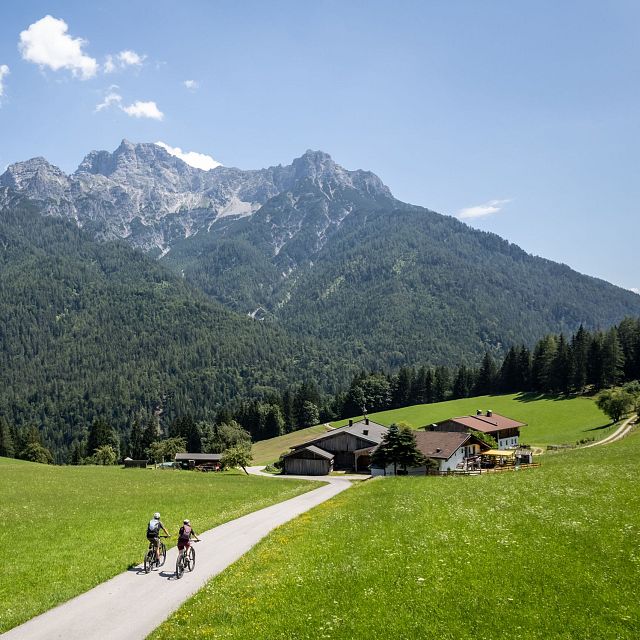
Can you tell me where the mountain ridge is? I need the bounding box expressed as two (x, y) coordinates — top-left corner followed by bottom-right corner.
(0, 142), (390, 256)
(2, 142), (639, 372)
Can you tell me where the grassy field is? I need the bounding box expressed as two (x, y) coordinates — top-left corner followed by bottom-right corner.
(252, 423), (334, 465)
(0, 460), (318, 633)
(251, 394), (612, 465)
(332, 393), (612, 448)
(155, 429), (640, 640)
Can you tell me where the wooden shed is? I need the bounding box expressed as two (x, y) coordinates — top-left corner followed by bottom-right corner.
(282, 445), (334, 476)
(174, 452), (223, 470)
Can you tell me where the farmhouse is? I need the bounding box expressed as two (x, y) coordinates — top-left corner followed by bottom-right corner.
(425, 410), (526, 450)
(371, 431), (490, 476)
(283, 418), (387, 474)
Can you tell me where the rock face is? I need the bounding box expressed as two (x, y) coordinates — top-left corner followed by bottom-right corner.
(0, 140), (391, 255)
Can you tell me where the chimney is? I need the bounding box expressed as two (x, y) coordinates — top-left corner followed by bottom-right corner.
(349, 419), (353, 427)
(476, 409), (482, 416)
(365, 417), (370, 425)
(487, 410), (492, 417)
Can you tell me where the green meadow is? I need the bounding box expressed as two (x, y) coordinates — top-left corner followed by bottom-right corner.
(252, 394), (612, 466)
(0, 460), (318, 633)
(252, 423), (333, 465)
(333, 393), (611, 447)
(156, 429), (640, 640)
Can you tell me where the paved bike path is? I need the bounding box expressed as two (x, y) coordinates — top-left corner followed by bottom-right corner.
(2, 478), (350, 640)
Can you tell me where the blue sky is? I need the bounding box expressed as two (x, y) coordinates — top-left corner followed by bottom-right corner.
(0, 1), (638, 293)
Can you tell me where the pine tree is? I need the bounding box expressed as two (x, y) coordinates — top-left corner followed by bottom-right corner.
(392, 367), (413, 408)
(532, 335), (557, 392)
(570, 325), (590, 391)
(587, 334), (605, 389)
(130, 417), (144, 459)
(87, 418), (119, 458)
(498, 347), (519, 393)
(601, 327), (625, 387)
(141, 417), (159, 454)
(433, 366), (451, 403)
(410, 367), (428, 404)
(424, 369), (434, 404)
(0, 417), (15, 458)
(550, 334), (572, 394)
(516, 345), (532, 391)
(371, 423), (425, 475)
(475, 352), (497, 396)
(452, 365), (471, 399)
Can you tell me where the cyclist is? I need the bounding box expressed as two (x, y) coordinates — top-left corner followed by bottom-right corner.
(177, 518), (200, 553)
(146, 512), (170, 563)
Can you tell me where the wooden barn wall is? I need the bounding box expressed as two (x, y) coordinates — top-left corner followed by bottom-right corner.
(284, 458), (331, 475)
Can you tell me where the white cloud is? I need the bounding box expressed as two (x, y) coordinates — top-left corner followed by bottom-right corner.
(19, 15), (98, 79)
(122, 100), (164, 120)
(104, 55), (116, 73)
(96, 89), (163, 120)
(183, 79), (199, 91)
(118, 50), (144, 66)
(155, 141), (221, 170)
(457, 199), (511, 220)
(631, 287), (639, 295)
(0, 65), (9, 99)
(95, 87), (122, 112)
(105, 50), (145, 73)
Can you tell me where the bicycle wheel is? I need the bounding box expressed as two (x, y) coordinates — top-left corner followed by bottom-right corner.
(144, 549), (153, 574)
(158, 542), (167, 567)
(187, 546), (196, 572)
(175, 550), (185, 579)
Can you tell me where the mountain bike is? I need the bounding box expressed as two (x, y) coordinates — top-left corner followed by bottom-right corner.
(175, 541), (198, 579)
(143, 535), (168, 573)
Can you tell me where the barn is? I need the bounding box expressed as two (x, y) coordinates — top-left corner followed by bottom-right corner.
(281, 445), (334, 475)
(284, 419), (388, 474)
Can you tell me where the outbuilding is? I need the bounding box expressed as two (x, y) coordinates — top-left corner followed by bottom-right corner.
(281, 445), (334, 475)
(174, 452), (222, 470)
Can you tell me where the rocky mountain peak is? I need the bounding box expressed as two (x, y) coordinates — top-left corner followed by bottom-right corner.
(0, 156), (70, 199)
(290, 149), (391, 198)
(0, 143), (393, 254)
(76, 139), (191, 179)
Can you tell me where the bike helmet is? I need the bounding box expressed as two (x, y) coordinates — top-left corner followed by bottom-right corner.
(183, 519), (190, 524)
(154, 512), (161, 520)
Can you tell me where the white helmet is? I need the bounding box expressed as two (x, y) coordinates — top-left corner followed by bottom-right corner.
(183, 519), (190, 525)
(154, 512), (160, 520)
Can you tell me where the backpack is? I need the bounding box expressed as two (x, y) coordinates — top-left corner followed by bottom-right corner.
(179, 524), (192, 541)
(147, 519), (160, 535)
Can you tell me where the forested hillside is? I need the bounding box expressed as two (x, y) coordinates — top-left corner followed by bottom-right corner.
(0, 194), (354, 459)
(169, 189), (640, 368)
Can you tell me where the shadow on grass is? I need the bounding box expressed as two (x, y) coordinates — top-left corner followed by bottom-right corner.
(512, 392), (572, 403)
(586, 422), (615, 432)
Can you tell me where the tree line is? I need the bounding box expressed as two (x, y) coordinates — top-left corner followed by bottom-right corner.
(2, 318), (639, 464)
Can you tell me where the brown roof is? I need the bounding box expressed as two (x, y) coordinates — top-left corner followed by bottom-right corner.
(442, 413), (526, 434)
(414, 431), (490, 459)
(282, 445), (334, 460)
